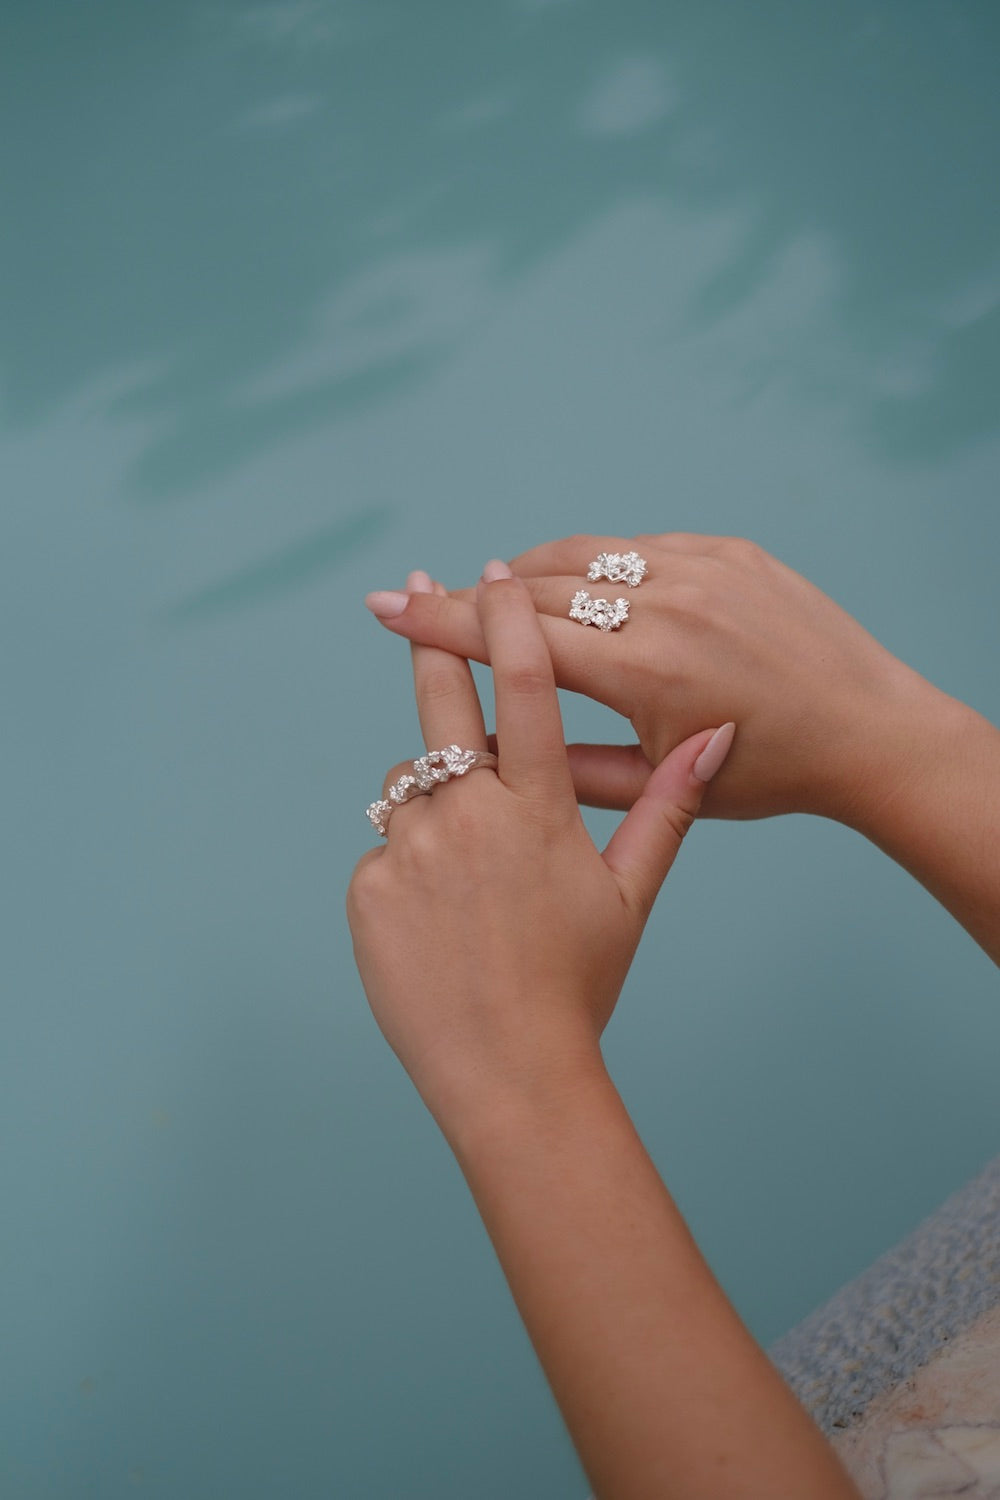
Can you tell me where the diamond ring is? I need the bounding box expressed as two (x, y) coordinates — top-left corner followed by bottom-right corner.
(366, 745), (499, 837)
(587, 551), (647, 588)
(568, 589), (630, 632)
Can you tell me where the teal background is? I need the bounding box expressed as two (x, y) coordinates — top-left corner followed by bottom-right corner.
(2, 3), (999, 1495)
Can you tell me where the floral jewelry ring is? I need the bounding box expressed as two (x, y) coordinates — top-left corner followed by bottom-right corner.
(587, 550), (647, 587)
(569, 590), (630, 632)
(365, 745), (499, 837)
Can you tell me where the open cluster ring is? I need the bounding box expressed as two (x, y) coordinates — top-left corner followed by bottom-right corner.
(365, 745), (499, 837)
(569, 590), (630, 631)
(587, 550), (647, 587)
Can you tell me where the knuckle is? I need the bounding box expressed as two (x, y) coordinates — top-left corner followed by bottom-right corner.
(346, 851), (386, 916)
(665, 579), (709, 617)
(723, 535), (763, 564)
(398, 814), (441, 865)
(499, 659), (552, 699)
(658, 800), (696, 844)
(418, 662), (465, 706)
(566, 531), (618, 560)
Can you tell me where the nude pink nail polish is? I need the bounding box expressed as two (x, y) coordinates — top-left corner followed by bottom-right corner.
(693, 722), (736, 783)
(365, 590), (410, 618)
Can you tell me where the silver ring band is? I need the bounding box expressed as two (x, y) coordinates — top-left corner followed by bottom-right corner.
(366, 745), (499, 837)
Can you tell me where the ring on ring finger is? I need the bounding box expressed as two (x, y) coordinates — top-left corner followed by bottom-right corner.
(365, 745), (499, 837)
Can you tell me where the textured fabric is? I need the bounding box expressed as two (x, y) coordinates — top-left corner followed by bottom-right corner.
(768, 1153), (1000, 1434)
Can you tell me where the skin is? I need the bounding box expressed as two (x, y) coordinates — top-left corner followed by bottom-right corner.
(365, 532), (1000, 966)
(348, 565), (865, 1500)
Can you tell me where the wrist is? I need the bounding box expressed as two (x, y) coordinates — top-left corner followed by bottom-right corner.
(820, 662), (965, 833)
(828, 671), (1000, 962)
(428, 1041), (613, 1168)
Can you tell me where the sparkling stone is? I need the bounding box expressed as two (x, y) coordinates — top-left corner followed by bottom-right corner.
(569, 589), (629, 631)
(442, 746), (476, 775)
(587, 550), (646, 588)
(365, 799), (392, 835)
(412, 755), (436, 789)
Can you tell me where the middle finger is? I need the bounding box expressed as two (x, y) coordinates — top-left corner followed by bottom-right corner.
(450, 574), (649, 622)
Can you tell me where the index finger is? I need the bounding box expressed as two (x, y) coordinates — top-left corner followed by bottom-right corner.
(477, 560), (575, 801)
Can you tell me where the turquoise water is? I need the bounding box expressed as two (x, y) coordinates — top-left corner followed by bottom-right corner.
(3, 4), (999, 1495)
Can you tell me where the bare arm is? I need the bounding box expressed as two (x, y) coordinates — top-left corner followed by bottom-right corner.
(350, 565), (863, 1499)
(450, 1063), (862, 1500)
(839, 676), (1000, 964)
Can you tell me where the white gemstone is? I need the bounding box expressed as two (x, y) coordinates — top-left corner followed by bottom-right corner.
(413, 755), (435, 789)
(365, 799), (391, 834)
(587, 550), (646, 587)
(443, 746), (475, 775)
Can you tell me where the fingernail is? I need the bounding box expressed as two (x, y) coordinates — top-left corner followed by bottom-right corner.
(481, 558), (513, 582)
(406, 570), (434, 594)
(693, 722), (736, 783)
(365, 590), (410, 619)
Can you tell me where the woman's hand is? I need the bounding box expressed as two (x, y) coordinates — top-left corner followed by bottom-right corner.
(348, 562), (734, 1139)
(348, 565), (866, 1500)
(364, 532), (940, 826)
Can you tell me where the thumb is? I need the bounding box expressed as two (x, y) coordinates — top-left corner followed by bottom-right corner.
(602, 723), (736, 916)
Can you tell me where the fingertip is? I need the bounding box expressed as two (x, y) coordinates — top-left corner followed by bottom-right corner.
(365, 590), (411, 619)
(476, 566), (529, 612)
(635, 722), (734, 819)
(692, 721), (737, 783)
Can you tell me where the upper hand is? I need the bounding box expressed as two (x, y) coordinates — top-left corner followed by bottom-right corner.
(365, 533), (934, 824)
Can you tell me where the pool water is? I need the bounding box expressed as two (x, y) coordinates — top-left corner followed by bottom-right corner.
(2, 4), (999, 1496)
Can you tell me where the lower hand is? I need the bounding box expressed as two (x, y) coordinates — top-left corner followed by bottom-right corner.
(348, 562), (734, 1138)
(365, 533), (938, 826)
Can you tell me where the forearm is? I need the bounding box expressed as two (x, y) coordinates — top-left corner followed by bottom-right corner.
(843, 676), (1000, 966)
(445, 1061), (862, 1500)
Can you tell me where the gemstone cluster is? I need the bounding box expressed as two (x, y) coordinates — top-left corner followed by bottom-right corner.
(587, 550), (647, 588)
(364, 746), (496, 837)
(569, 589), (630, 632)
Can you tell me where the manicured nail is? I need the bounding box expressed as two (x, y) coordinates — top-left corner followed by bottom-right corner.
(693, 722), (736, 783)
(481, 558), (513, 582)
(406, 570), (434, 594)
(365, 590), (410, 619)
